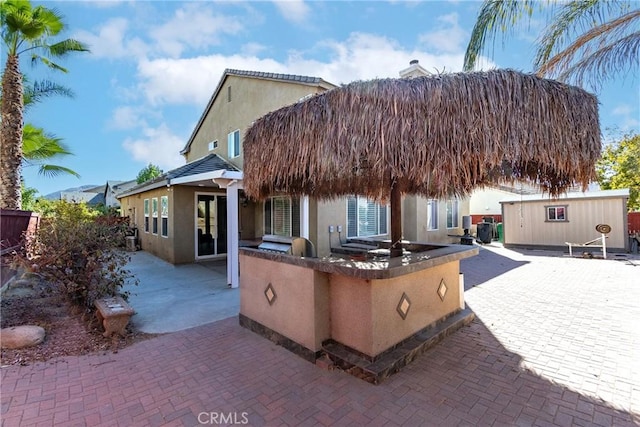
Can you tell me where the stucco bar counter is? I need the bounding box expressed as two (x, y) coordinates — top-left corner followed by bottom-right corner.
(239, 244), (478, 384)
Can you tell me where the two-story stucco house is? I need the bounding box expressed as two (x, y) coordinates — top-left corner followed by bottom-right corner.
(118, 65), (470, 287)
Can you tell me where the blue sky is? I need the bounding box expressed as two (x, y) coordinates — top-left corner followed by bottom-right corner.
(18, 0), (640, 197)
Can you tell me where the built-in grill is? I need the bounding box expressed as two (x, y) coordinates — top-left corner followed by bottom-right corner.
(258, 235), (316, 257)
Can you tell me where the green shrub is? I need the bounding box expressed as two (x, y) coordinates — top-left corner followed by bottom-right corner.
(12, 201), (138, 311)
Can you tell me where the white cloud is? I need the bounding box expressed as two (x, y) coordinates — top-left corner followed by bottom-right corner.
(149, 4), (244, 57)
(272, 0), (310, 24)
(132, 31), (499, 109)
(136, 55), (285, 106)
(612, 105), (633, 116)
(241, 42), (267, 56)
(611, 104), (640, 131)
(108, 106), (147, 130)
(74, 18), (149, 60)
(285, 32), (469, 83)
(418, 12), (467, 54)
(83, 0), (125, 9)
(122, 124), (185, 170)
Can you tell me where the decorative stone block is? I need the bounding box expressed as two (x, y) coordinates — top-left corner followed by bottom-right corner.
(95, 296), (135, 337)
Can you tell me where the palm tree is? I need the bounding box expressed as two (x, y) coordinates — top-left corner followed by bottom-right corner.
(21, 77), (80, 178)
(1, 0), (88, 210)
(463, 0), (639, 90)
(22, 123), (79, 178)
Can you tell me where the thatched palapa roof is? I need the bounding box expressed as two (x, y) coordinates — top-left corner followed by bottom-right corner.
(243, 69), (600, 203)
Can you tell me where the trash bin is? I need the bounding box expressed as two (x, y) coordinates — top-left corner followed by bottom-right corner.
(496, 223), (504, 243)
(476, 222), (492, 244)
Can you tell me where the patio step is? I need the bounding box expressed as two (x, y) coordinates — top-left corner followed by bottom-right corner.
(321, 307), (475, 384)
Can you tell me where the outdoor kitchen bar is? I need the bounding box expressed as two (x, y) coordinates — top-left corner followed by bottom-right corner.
(239, 69), (601, 383)
(239, 242), (478, 383)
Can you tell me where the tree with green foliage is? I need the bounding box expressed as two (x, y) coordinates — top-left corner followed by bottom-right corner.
(22, 124), (79, 178)
(20, 77), (80, 178)
(596, 132), (639, 211)
(1, 0), (89, 210)
(464, 1), (639, 90)
(136, 163), (163, 184)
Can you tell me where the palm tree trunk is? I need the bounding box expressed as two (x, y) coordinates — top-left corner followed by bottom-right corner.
(1, 54), (24, 210)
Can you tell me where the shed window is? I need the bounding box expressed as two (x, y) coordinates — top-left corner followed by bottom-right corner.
(546, 205), (567, 222)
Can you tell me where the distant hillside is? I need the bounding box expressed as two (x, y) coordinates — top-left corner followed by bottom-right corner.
(43, 184), (102, 201)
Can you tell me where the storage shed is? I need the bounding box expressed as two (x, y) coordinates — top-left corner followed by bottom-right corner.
(500, 189), (630, 253)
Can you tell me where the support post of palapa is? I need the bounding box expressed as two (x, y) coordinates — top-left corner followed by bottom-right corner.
(390, 183), (402, 258)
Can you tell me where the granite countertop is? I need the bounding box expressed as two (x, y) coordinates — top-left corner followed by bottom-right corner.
(239, 244), (479, 279)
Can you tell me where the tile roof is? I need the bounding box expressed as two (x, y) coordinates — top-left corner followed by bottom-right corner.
(167, 153), (239, 180)
(117, 154), (239, 198)
(224, 69), (326, 85)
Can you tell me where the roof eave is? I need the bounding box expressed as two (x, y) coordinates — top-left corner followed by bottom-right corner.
(169, 170), (243, 186)
(117, 178), (169, 199)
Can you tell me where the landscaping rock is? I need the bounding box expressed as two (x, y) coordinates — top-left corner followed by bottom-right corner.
(1, 325), (46, 349)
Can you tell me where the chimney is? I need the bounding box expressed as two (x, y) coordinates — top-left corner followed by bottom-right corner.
(399, 59), (429, 78)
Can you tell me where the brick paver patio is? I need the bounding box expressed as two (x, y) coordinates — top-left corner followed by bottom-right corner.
(2, 245), (639, 426)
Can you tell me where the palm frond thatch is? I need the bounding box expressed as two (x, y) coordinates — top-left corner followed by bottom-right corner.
(243, 69), (601, 202)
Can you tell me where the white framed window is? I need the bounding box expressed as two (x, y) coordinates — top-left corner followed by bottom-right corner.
(161, 196), (169, 237)
(228, 130), (240, 158)
(208, 140), (218, 151)
(152, 198), (158, 234)
(427, 199), (438, 230)
(446, 199), (459, 229)
(546, 205), (567, 222)
(264, 197), (300, 237)
(144, 199), (150, 233)
(347, 196), (388, 238)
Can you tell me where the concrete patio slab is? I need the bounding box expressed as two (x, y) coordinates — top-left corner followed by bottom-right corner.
(122, 251), (239, 334)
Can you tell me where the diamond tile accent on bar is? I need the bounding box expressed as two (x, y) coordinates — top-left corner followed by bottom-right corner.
(396, 292), (411, 320)
(264, 283), (277, 306)
(437, 279), (447, 301)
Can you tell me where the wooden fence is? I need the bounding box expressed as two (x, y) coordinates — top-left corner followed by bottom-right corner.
(1, 209), (40, 253)
(629, 212), (640, 234)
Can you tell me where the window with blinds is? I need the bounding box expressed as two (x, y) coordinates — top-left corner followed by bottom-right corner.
(427, 199), (438, 230)
(264, 197), (300, 237)
(152, 198), (158, 234)
(161, 196), (169, 237)
(144, 199), (150, 233)
(446, 199), (459, 228)
(347, 196), (388, 238)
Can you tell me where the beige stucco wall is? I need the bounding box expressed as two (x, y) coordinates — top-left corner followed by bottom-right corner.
(470, 187), (516, 216)
(403, 195), (470, 243)
(502, 196), (628, 249)
(239, 254), (331, 352)
(330, 261), (461, 357)
(120, 186), (228, 264)
(120, 187), (176, 263)
(185, 76), (327, 167)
